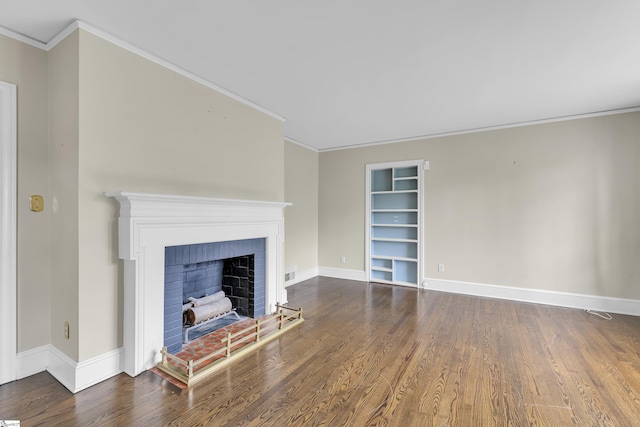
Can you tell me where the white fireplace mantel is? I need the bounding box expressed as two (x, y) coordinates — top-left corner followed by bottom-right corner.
(106, 192), (290, 376)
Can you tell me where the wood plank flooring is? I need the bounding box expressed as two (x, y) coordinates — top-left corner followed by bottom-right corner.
(2, 277), (640, 426)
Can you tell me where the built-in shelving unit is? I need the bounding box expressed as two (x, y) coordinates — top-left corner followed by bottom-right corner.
(366, 160), (423, 287)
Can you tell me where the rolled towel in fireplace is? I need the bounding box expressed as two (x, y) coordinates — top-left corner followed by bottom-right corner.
(188, 290), (226, 307)
(186, 297), (233, 325)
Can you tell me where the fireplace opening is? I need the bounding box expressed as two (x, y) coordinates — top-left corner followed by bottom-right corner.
(164, 238), (266, 354)
(222, 255), (255, 317)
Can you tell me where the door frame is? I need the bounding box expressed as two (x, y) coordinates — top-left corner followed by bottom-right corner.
(0, 80), (17, 385)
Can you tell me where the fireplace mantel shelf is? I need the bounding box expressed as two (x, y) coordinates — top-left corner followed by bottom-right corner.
(106, 191), (290, 220)
(106, 191), (290, 377)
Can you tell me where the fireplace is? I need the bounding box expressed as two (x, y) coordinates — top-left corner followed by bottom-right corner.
(106, 192), (289, 376)
(164, 239), (266, 354)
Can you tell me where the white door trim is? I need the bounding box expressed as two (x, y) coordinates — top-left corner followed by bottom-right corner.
(0, 80), (17, 385)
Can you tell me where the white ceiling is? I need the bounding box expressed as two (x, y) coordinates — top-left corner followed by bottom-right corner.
(2, 1), (639, 151)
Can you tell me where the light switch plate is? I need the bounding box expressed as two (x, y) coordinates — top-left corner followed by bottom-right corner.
(30, 195), (44, 212)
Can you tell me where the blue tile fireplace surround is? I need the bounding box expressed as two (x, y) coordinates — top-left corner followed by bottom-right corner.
(164, 238), (266, 353)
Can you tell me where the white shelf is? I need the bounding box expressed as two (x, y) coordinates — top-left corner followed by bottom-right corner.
(371, 190), (417, 195)
(371, 209), (418, 212)
(371, 255), (417, 262)
(371, 237), (417, 243)
(371, 223), (418, 227)
(371, 266), (393, 272)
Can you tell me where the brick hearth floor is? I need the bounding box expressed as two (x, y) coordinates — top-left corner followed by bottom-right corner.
(151, 314), (279, 389)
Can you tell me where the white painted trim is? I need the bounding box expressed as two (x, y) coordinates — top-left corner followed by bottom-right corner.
(318, 267), (367, 282)
(424, 277), (640, 317)
(45, 21), (80, 51)
(284, 137), (319, 153)
(4, 22), (639, 153)
(3, 20), (285, 122)
(285, 266), (319, 287)
(0, 81), (17, 385)
(0, 25), (47, 49)
(16, 345), (49, 380)
(106, 192), (290, 376)
(46, 345), (124, 393)
(44, 20), (285, 122)
(75, 348), (124, 393)
(320, 106), (640, 152)
(47, 345), (77, 392)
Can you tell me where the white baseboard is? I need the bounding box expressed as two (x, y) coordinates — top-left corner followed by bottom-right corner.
(16, 345), (49, 380)
(424, 277), (640, 316)
(47, 345), (77, 392)
(285, 267), (319, 287)
(20, 345), (124, 393)
(318, 267), (366, 282)
(75, 348), (124, 392)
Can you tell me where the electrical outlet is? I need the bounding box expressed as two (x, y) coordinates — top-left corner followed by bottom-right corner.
(285, 271), (296, 281)
(438, 264), (445, 272)
(285, 266), (297, 282)
(64, 321), (70, 340)
(341, 256), (346, 264)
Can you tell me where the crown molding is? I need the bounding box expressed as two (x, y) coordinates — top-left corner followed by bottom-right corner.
(2, 20), (285, 123)
(4, 20), (639, 153)
(0, 25), (47, 49)
(76, 21), (286, 122)
(320, 106), (640, 152)
(284, 137), (319, 153)
(45, 20), (80, 51)
(74, 21), (285, 122)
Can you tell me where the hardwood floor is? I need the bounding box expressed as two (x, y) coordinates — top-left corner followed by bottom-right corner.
(2, 277), (640, 426)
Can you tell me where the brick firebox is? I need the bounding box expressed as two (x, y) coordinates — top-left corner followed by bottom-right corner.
(163, 238), (265, 353)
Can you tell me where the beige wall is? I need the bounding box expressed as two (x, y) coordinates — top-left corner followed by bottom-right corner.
(5, 27), (286, 363)
(318, 147), (367, 269)
(5, 23), (640, 369)
(49, 31), (80, 358)
(0, 34), (51, 352)
(284, 141), (319, 275)
(76, 30), (285, 360)
(320, 112), (640, 300)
